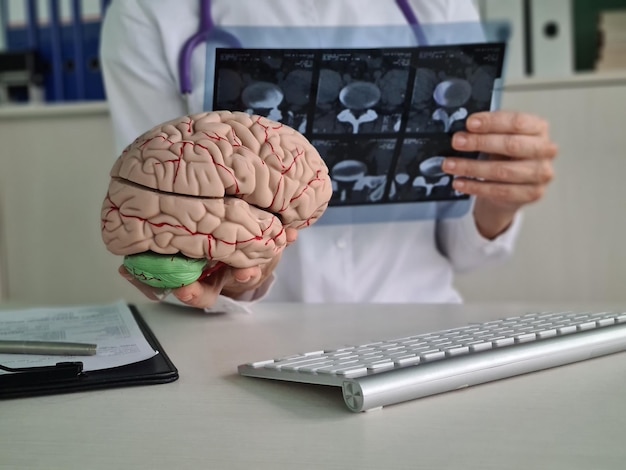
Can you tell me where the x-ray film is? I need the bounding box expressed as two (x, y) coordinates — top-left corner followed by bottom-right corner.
(204, 23), (509, 224)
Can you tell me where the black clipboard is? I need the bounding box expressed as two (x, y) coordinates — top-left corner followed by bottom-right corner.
(0, 304), (179, 399)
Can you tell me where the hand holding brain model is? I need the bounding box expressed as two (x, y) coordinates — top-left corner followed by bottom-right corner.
(101, 111), (333, 296)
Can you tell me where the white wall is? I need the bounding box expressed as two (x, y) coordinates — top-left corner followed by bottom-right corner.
(0, 103), (143, 305)
(1, 73), (625, 305)
(455, 73), (626, 303)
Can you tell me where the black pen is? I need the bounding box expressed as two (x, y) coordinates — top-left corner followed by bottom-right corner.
(0, 340), (97, 356)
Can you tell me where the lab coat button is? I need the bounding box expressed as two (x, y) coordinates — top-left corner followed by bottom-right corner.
(336, 239), (347, 249)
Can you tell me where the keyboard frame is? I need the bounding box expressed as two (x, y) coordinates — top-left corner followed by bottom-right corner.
(238, 312), (626, 412)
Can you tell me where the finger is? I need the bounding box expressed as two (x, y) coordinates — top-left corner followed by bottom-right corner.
(285, 227), (298, 245)
(465, 111), (549, 136)
(453, 178), (547, 205)
(443, 157), (555, 185)
(219, 265), (265, 299)
(231, 266), (262, 285)
(118, 265), (162, 301)
(453, 132), (558, 160)
(172, 267), (231, 308)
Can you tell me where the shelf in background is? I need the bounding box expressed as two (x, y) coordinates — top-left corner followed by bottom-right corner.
(504, 69), (626, 91)
(0, 100), (108, 119)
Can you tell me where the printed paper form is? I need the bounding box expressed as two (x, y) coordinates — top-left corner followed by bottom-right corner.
(0, 300), (157, 374)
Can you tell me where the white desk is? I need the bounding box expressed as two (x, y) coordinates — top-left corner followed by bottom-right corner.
(2, 301), (626, 469)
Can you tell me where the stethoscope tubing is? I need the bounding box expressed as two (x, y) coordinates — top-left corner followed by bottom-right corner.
(179, 0), (424, 96)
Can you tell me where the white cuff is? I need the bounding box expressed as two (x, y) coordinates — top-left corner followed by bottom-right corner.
(438, 210), (523, 273)
(200, 274), (277, 314)
(456, 210), (522, 256)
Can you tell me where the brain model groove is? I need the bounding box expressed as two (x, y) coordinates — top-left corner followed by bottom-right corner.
(101, 111), (332, 288)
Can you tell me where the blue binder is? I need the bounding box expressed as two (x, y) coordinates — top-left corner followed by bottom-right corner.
(2, 0), (108, 102)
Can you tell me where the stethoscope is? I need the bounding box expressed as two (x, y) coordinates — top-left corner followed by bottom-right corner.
(178, 0), (427, 97)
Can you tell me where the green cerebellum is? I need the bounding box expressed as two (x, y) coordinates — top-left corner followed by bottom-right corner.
(123, 252), (208, 289)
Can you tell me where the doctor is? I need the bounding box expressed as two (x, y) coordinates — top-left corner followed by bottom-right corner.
(100, 0), (557, 308)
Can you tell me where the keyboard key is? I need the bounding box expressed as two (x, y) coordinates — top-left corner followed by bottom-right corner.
(468, 341), (492, 352)
(302, 350), (326, 357)
(420, 351), (446, 361)
(380, 345), (407, 352)
(514, 332), (538, 343)
(366, 360), (395, 371)
(453, 335), (474, 342)
(493, 337), (515, 347)
(537, 329), (558, 339)
(248, 359), (277, 368)
(577, 321), (597, 331)
(357, 352), (385, 360)
(394, 355), (421, 366)
(383, 350), (418, 359)
(276, 356), (335, 367)
(281, 359), (335, 372)
(557, 325), (578, 335)
(326, 347), (355, 353)
(445, 346), (470, 357)
(299, 362), (339, 373)
(315, 364), (368, 376)
(493, 328), (516, 335)
(596, 318), (616, 327)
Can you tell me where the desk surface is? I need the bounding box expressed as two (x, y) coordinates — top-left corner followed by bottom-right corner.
(2, 301), (625, 469)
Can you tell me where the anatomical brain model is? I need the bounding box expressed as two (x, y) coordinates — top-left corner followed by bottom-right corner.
(101, 111), (333, 288)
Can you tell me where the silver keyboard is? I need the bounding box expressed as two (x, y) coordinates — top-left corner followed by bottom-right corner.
(238, 310), (626, 412)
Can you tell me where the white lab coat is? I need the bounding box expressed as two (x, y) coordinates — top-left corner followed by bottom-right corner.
(100, 0), (521, 303)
